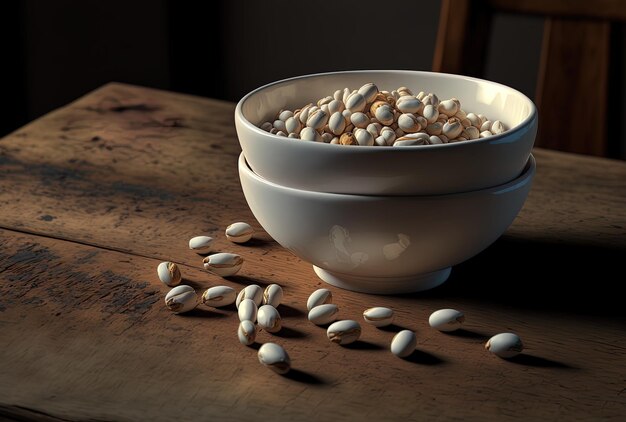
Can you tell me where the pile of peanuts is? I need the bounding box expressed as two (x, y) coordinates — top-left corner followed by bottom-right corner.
(258, 83), (507, 146)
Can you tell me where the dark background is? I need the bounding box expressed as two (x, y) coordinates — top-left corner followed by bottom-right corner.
(1, 0), (625, 158)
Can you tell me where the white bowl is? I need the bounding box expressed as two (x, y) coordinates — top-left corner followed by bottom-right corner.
(235, 70), (537, 195)
(239, 152), (536, 294)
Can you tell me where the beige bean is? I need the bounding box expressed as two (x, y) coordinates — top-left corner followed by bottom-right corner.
(455, 109), (467, 120)
(342, 88), (355, 104)
(466, 112), (481, 128)
(225, 222), (254, 243)
(375, 104), (395, 126)
(317, 96), (333, 107)
(354, 128), (374, 146)
(278, 110), (293, 121)
(416, 115), (428, 129)
(397, 86), (413, 96)
(306, 109), (329, 130)
(357, 83), (379, 103)
(422, 93), (439, 107)
(396, 96), (423, 114)
(350, 112), (370, 129)
(298, 104), (314, 124)
(258, 342), (291, 374)
(397, 113), (421, 133)
(328, 99), (345, 114)
(463, 126), (480, 139)
(394, 132), (430, 146)
(369, 100), (387, 115)
(273, 120), (286, 133)
(491, 120), (506, 134)
(157, 262), (181, 287)
(442, 117), (463, 139)
(374, 135), (386, 146)
(285, 116), (302, 134)
(165, 285), (197, 314)
(345, 92), (367, 112)
(425, 121), (443, 135)
(367, 122), (381, 138)
(300, 127), (322, 142)
(328, 111), (347, 135)
(438, 99), (459, 117)
(422, 104), (439, 124)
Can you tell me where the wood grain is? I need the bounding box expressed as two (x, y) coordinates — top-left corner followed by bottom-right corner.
(535, 18), (610, 155)
(0, 83), (625, 421)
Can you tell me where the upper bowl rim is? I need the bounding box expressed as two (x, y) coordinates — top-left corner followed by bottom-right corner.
(235, 69), (537, 151)
(239, 152), (536, 198)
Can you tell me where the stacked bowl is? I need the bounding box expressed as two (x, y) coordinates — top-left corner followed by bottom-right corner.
(235, 70), (537, 294)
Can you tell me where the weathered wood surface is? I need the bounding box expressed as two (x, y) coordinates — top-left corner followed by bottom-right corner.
(0, 83), (625, 421)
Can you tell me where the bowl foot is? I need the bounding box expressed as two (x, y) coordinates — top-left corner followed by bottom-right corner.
(312, 266), (451, 294)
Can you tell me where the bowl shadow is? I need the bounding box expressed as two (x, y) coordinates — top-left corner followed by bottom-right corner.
(415, 235), (626, 316)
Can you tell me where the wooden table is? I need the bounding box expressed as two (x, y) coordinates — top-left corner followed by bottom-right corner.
(0, 83), (624, 421)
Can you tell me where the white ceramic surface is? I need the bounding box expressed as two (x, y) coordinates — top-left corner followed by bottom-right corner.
(235, 70), (537, 195)
(239, 152), (536, 294)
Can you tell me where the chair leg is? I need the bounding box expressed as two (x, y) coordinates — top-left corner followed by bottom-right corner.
(535, 18), (610, 156)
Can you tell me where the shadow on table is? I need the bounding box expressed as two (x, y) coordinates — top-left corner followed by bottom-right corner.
(285, 368), (327, 385)
(441, 329), (491, 341)
(414, 235), (626, 317)
(506, 353), (576, 369)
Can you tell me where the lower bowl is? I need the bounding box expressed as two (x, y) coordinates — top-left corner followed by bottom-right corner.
(239, 152), (535, 294)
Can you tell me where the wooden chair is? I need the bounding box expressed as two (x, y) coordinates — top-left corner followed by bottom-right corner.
(433, 0), (626, 157)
